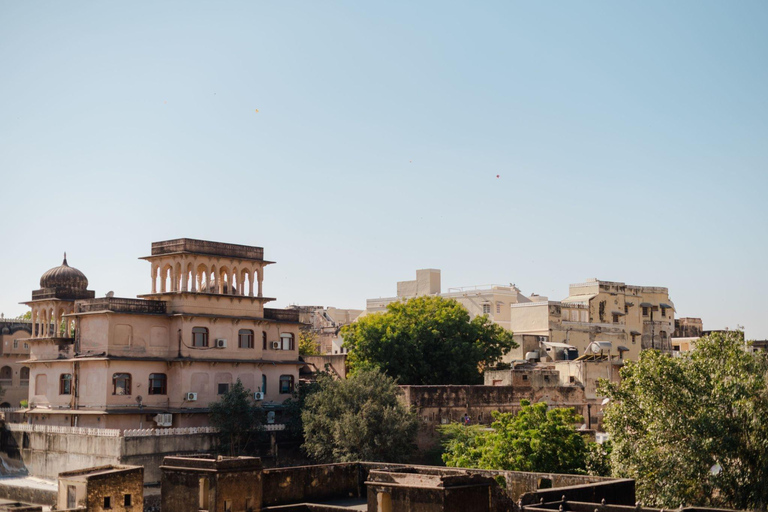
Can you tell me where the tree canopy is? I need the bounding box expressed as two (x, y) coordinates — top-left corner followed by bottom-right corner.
(208, 379), (264, 456)
(341, 296), (517, 385)
(441, 400), (591, 474)
(599, 331), (768, 510)
(299, 329), (321, 356)
(302, 368), (419, 463)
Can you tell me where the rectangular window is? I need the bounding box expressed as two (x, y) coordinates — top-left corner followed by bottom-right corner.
(192, 327), (209, 348)
(149, 374), (167, 395)
(217, 383), (230, 395)
(60, 374), (72, 395)
(642, 307), (649, 316)
(13, 340), (18, 349)
(612, 313), (620, 324)
(279, 375), (294, 394)
(569, 376), (575, 383)
(280, 334), (294, 351)
(522, 374), (528, 381)
(661, 308), (666, 317)
(23, 342), (28, 349)
(103, 496), (111, 509)
(262, 331), (267, 350)
(482, 304), (491, 315)
(239, 329), (254, 349)
(124, 494), (132, 506)
(496, 302), (502, 314)
(261, 375), (267, 395)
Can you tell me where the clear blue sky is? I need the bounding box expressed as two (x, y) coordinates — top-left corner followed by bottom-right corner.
(1, 1), (766, 338)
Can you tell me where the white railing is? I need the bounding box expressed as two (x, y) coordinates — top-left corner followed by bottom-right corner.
(6, 422), (286, 437)
(123, 426), (218, 437)
(6, 423), (121, 437)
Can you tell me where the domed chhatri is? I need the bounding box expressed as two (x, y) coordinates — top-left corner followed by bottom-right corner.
(39, 253), (89, 290)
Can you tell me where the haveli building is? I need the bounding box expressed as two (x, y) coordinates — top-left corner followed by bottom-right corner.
(0, 317), (32, 408)
(20, 238), (302, 429)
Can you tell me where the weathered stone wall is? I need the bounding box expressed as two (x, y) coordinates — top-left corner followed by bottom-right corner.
(261, 463), (365, 506)
(85, 467), (144, 511)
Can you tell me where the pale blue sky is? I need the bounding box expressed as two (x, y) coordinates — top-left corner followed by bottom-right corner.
(1, 1), (766, 338)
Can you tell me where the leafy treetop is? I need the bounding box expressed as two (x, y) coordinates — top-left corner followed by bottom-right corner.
(342, 296), (516, 385)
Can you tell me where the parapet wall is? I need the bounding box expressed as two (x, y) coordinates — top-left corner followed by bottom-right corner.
(3, 426), (215, 484)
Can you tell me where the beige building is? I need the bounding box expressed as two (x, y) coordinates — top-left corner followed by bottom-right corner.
(0, 318), (32, 408)
(287, 305), (362, 354)
(365, 269), (547, 332)
(21, 238), (302, 429)
(508, 279), (675, 361)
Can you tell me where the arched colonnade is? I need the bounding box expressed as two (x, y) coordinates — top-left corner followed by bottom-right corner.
(151, 258), (264, 297)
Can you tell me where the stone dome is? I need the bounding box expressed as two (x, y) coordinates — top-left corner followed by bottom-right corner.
(40, 254), (89, 290)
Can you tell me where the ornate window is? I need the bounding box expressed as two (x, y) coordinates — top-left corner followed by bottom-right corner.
(60, 374), (72, 395)
(192, 327), (209, 347)
(112, 373), (131, 395)
(149, 373), (167, 395)
(239, 329), (254, 349)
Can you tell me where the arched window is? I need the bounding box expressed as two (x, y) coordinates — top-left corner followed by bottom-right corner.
(279, 375), (294, 394)
(112, 373), (131, 395)
(0, 366), (12, 381)
(280, 333), (294, 351)
(238, 329), (254, 349)
(192, 327), (209, 348)
(149, 373), (167, 395)
(19, 367), (29, 385)
(60, 374), (73, 395)
(262, 331), (267, 350)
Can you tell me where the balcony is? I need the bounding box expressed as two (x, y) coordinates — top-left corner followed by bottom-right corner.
(76, 298), (167, 315)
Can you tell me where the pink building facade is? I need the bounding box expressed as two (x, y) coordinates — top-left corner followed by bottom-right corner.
(21, 239), (302, 429)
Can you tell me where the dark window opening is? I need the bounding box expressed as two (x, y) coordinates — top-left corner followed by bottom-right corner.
(104, 496), (111, 509)
(612, 313), (620, 323)
(112, 373), (131, 396)
(217, 383), (230, 395)
(124, 494), (132, 506)
(642, 307), (649, 316)
(149, 373), (167, 395)
(60, 374), (72, 395)
(279, 375), (294, 394)
(522, 374), (528, 381)
(262, 331), (267, 350)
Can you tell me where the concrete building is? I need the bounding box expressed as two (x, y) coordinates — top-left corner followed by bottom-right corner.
(57, 464), (143, 511)
(0, 318), (32, 408)
(20, 238), (303, 429)
(509, 279), (676, 361)
(365, 269), (547, 332)
(287, 305), (362, 354)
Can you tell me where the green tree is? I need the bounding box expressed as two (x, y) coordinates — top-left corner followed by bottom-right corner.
(599, 331), (768, 510)
(299, 329), (321, 356)
(302, 368), (419, 462)
(208, 379), (264, 456)
(342, 296), (516, 385)
(441, 400), (589, 474)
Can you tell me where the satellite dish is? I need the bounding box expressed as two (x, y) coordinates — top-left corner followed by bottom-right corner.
(106, 291), (115, 298)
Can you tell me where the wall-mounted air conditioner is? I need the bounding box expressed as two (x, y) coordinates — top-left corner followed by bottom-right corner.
(271, 341), (281, 350)
(186, 392), (198, 401)
(154, 413), (172, 427)
(215, 338), (227, 348)
(254, 392), (264, 401)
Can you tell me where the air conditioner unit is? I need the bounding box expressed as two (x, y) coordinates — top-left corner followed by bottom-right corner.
(186, 392), (198, 401)
(271, 341), (281, 350)
(253, 392), (264, 401)
(154, 413), (172, 427)
(215, 338), (227, 348)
